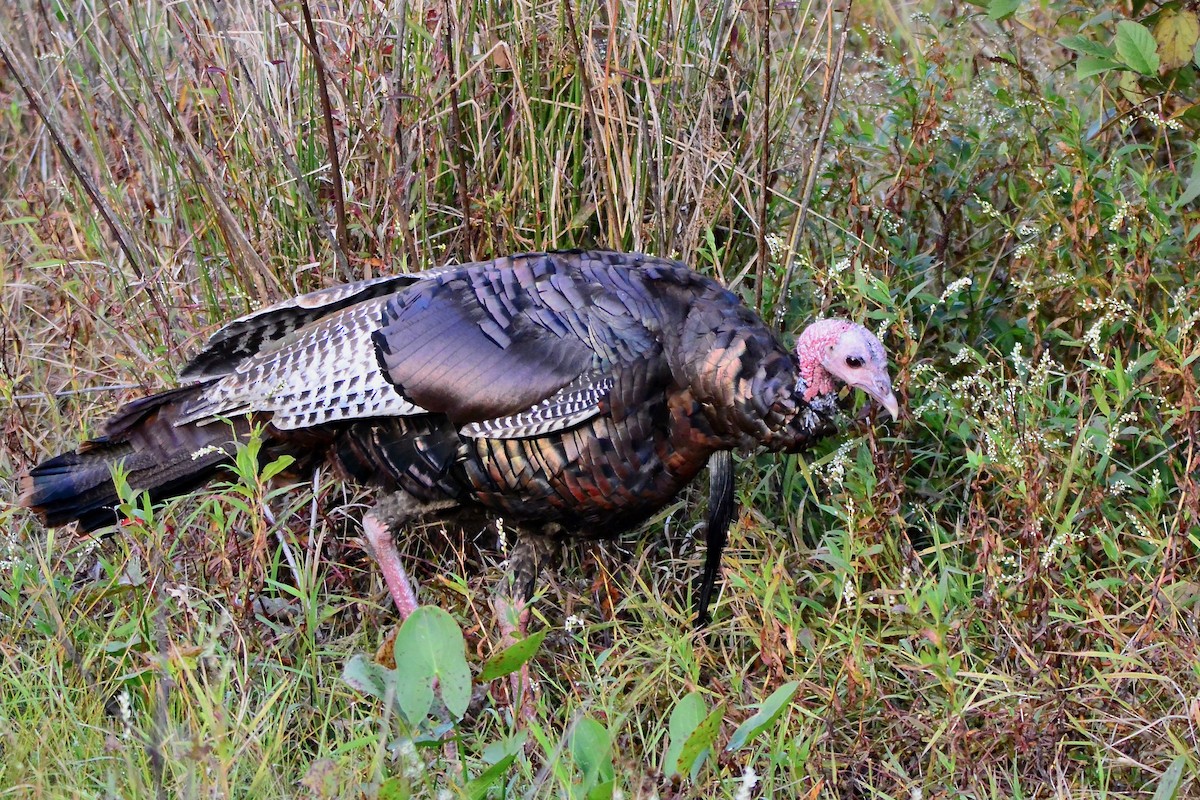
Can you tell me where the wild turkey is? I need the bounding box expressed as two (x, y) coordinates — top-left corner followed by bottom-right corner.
(20, 250), (897, 632)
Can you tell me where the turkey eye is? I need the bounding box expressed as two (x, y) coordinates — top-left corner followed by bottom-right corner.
(845, 356), (864, 368)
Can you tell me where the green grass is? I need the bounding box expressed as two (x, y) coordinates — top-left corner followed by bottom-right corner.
(2, 0), (1199, 797)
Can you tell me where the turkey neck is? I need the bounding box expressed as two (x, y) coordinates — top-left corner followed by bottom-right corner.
(660, 275), (836, 454)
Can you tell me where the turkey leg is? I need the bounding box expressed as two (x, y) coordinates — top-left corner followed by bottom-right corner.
(362, 492), (458, 617)
(492, 528), (559, 719)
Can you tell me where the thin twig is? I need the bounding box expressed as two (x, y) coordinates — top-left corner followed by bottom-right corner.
(389, 0), (420, 268)
(12, 383), (141, 402)
(774, 0), (852, 328)
(298, 0), (350, 263)
(755, 0), (772, 312)
(442, 2), (473, 257)
(261, 504), (303, 590)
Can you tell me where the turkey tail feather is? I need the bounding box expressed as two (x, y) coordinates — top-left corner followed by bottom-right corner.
(19, 384), (254, 532)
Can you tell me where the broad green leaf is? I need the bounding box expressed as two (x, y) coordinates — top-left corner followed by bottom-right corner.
(1077, 55), (1121, 78)
(663, 692), (708, 777)
(571, 717), (614, 790)
(726, 681), (801, 751)
(987, 0), (1020, 21)
(1154, 8), (1200, 70)
(479, 629), (547, 681)
(678, 704), (725, 780)
(341, 654), (395, 701)
(1114, 20), (1161, 75)
(1151, 755), (1187, 800)
(482, 731), (528, 764)
(1059, 34), (1117, 60)
(392, 606), (472, 723)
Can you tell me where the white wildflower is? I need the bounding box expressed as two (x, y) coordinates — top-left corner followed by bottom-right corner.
(950, 347), (974, 366)
(994, 552), (1022, 585)
(734, 764), (760, 800)
(117, 688), (133, 739)
(842, 576), (858, 604)
(817, 439), (857, 487)
(939, 277), (972, 304)
(191, 445), (222, 461)
(1138, 110), (1184, 131)
(975, 196), (1004, 221)
(766, 234), (787, 262)
(910, 362), (941, 387)
(1125, 510), (1158, 541)
(1108, 198), (1129, 231)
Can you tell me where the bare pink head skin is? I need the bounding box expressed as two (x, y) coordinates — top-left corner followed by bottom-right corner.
(795, 318), (899, 419)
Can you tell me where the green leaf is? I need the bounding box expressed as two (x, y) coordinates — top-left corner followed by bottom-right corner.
(392, 606), (472, 724)
(678, 704), (725, 780)
(1175, 161), (1200, 208)
(585, 781), (614, 800)
(1076, 55), (1121, 79)
(1154, 8), (1200, 71)
(1059, 34), (1116, 60)
(571, 717), (614, 790)
(482, 731), (528, 764)
(726, 681), (800, 751)
(1115, 20), (1161, 75)
(341, 654), (395, 701)
(1151, 755), (1187, 800)
(987, 0), (1020, 21)
(663, 692), (707, 777)
(479, 629), (547, 681)
(463, 754), (517, 800)
(378, 776), (411, 800)
(260, 454), (295, 481)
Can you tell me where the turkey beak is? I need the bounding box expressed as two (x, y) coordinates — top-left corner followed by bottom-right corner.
(842, 367), (897, 420)
(862, 373), (899, 420)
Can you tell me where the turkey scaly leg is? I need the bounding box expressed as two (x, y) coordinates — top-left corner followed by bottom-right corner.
(363, 492), (457, 618)
(492, 528), (559, 720)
